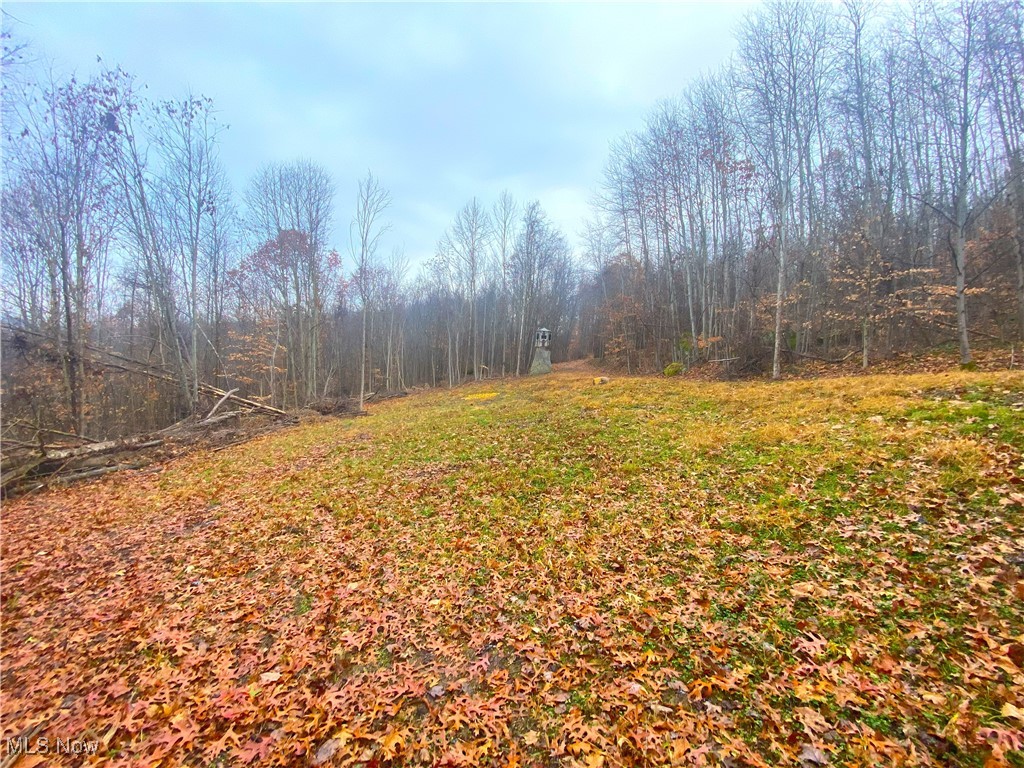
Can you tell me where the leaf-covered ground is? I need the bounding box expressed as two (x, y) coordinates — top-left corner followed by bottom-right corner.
(3, 370), (1024, 767)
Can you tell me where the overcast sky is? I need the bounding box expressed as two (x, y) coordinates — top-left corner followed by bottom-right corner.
(4, 2), (755, 271)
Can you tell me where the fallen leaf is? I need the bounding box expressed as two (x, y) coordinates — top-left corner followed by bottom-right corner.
(1001, 702), (1024, 726)
(799, 743), (829, 766)
(1007, 643), (1024, 668)
(795, 707), (830, 735)
(312, 738), (340, 766)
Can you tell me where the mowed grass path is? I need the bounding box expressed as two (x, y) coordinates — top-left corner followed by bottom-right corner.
(2, 371), (1023, 767)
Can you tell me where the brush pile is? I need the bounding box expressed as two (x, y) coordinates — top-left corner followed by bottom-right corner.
(0, 389), (294, 498)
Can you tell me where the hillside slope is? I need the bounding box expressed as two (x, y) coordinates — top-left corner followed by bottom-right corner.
(2, 371), (1024, 767)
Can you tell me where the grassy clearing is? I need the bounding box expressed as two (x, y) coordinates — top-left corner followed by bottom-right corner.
(2, 370), (1023, 767)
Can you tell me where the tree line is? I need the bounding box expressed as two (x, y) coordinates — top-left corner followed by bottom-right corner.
(0, 45), (576, 438)
(2, 0), (1022, 442)
(581, 0), (1023, 376)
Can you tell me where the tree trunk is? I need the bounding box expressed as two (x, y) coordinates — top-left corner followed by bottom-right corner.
(952, 227), (972, 364)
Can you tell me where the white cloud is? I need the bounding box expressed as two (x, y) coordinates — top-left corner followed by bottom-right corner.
(5, 1), (759, 266)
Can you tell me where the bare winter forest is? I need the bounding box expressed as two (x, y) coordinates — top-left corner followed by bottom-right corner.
(2, 0), (1023, 442)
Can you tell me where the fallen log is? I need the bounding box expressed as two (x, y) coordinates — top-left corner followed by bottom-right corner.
(197, 383), (287, 418)
(197, 411), (241, 428)
(1, 438), (164, 496)
(1, 456), (47, 492)
(42, 438), (163, 462)
(205, 388), (239, 420)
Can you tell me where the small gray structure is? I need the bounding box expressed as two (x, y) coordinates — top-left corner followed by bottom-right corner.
(529, 327), (552, 375)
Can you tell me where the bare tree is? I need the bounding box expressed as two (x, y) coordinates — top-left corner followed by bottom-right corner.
(735, 1), (837, 376)
(980, 0), (1024, 336)
(155, 93), (229, 404)
(490, 191), (518, 375)
(351, 172), (391, 410)
(246, 160), (335, 402)
(907, 0), (989, 364)
(440, 198), (490, 380)
(101, 68), (193, 413)
(5, 71), (114, 433)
